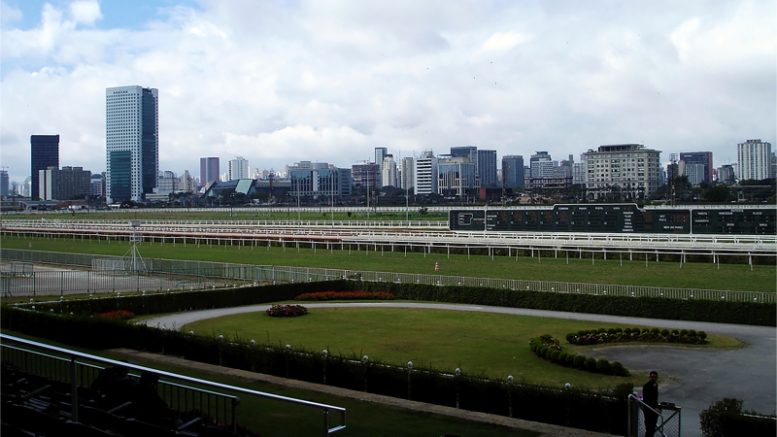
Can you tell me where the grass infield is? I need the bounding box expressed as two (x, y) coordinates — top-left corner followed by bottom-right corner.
(2, 236), (773, 292)
(180, 307), (742, 390)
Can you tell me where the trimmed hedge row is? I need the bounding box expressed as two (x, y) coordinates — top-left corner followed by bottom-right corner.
(294, 291), (395, 301)
(350, 282), (776, 326)
(0, 305), (629, 435)
(567, 327), (708, 345)
(530, 335), (629, 377)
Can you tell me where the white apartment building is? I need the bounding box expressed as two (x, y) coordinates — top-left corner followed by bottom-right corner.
(381, 154), (398, 187)
(414, 151), (437, 195)
(227, 156), (249, 181)
(583, 144), (661, 200)
(737, 139), (772, 181)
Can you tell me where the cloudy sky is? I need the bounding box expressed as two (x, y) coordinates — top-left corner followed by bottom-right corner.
(1, 0), (775, 183)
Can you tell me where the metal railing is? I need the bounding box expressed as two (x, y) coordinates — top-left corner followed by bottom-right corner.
(628, 393), (681, 437)
(0, 333), (347, 435)
(1, 249), (772, 303)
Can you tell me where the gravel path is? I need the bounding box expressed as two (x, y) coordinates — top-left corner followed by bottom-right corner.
(143, 302), (777, 437)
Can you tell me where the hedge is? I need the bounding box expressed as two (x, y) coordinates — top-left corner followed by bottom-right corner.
(700, 398), (776, 437)
(529, 335), (629, 377)
(349, 282), (775, 326)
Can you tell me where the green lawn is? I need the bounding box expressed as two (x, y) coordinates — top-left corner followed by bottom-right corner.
(3, 235), (774, 292)
(181, 307), (741, 390)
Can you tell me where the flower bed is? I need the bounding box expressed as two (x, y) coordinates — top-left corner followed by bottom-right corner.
(530, 334), (629, 377)
(94, 309), (135, 320)
(266, 304), (308, 317)
(294, 291), (395, 301)
(566, 327), (707, 346)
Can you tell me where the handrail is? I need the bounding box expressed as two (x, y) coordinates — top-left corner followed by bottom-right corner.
(0, 333), (347, 435)
(627, 393), (681, 437)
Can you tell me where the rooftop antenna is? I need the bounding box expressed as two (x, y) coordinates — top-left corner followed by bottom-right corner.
(124, 221), (146, 272)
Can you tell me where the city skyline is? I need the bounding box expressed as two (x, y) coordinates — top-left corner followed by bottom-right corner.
(1, 0), (775, 184)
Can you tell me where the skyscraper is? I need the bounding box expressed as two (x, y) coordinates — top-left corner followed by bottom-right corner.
(200, 157), (220, 186)
(477, 149), (498, 188)
(30, 135), (59, 200)
(0, 169), (9, 197)
(105, 86), (158, 203)
(737, 139), (772, 181)
(501, 155), (525, 189)
(414, 151), (438, 195)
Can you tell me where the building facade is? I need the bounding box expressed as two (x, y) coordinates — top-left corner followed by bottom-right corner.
(200, 157), (220, 187)
(31, 135), (60, 200)
(679, 152), (713, 184)
(351, 163), (379, 191)
(414, 151), (438, 195)
(400, 156), (414, 191)
(105, 86), (158, 203)
(583, 144), (661, 200)
(227, 156), (249, 181)
(0, 169), (9, 197)
(477, 149), (498, 188)
(288, 161), (351, 199)
(501, 155), (524, 190)
(437, 156), (476, 198)
(38, 166), (91, 201)
(380, 154), (398, 187)
(737, 139), (772, 181)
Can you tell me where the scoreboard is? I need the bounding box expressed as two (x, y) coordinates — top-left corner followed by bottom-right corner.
(450, 204), (776, 235)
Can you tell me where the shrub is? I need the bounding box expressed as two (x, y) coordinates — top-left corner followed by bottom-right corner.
(596, 359), (611, 374)
(95, 309), (135, 320)
(295, 291), (395, 301)
(584, 357), (597, 371)
(573, 355), (586, 369)
(266, 304), (308, 317)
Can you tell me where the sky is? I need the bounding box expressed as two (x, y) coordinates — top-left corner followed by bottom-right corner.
(1, 0), (775, 184)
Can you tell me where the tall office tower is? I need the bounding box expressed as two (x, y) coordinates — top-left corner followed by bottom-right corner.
(717, 165), (735, 185)
(374, 147), (388, 186)
(0, 169), (9, 197)
(380, 154), (398, 187)
(450, 146), (479, 186)
(200, 157), (220, 186)
(501, 155), (525, 189)
(477, 149), (498, 188)
(30, 135), (60, 200)
(400, 156), (414, 191)
(679, 152), (713, 184)
(414, 150), (438, 195)
(227, 156), (249, 180)
(737, 139), (772, 181)
(437, 156), (476, 198)
(105, 86), (158, 203)
(351, 163), (380, 190)
(583, 144), (661, 200)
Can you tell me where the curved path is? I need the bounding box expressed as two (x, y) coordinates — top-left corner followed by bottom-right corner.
(144, 302), (776, 437)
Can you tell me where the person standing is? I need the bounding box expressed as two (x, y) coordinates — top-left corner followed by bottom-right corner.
(642, 371), (659, 437)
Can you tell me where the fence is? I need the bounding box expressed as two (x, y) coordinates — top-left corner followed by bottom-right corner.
(628, 394), (682, 437)
(0, 333), (347, 436)
(1, 249), (772, 303)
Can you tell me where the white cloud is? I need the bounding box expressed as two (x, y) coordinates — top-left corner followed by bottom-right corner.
(0, 1), (774, 183)
(69, 0), (102, 26)
(481, 31), (530, 52)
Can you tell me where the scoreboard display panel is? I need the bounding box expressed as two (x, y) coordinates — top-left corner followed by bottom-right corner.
(449, 204), (776, 235)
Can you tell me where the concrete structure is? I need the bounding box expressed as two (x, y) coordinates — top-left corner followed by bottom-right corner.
(90, 174), (105, 197)
(227, 156), (249, 181)
(38, 166), (91, 200)
(437, 156), (476, 198)
(680, 152), (713, 184)
(717, 165), (735, 185)
(583, 144), (661, 200)
(200, 157), (220, 186)
(287, 161), (351, 199)
(374, 147), (388, 186)
(501, 155), (525, 190)
(105, 86), (158, 203)
(30, 135), (59, 200)
(380, 154), (398, 188)
(414, 151), (438, 195)
(400, 157), (414, 191)
(737, 139), (772, 181)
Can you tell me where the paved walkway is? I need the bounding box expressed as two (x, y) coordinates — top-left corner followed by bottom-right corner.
(144, 302), (777, 437)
